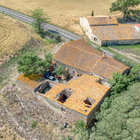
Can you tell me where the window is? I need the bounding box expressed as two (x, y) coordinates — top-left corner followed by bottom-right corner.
(94, 37), (98, 42)
(61, 107), (65, 112)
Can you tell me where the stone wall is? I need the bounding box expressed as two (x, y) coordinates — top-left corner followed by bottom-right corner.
(101, 39), (140, 46)
(87, 89), (111, 125)
(36, 93), (88, 124)
(80, 17), (101, 45)
(16, 80), (34, 94)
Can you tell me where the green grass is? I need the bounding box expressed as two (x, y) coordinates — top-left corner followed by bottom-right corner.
(110, 44), (140, 56)
(102, 47), (138, 67)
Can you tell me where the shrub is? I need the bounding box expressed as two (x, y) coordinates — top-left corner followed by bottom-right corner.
(31, 120), (37, 128)
(129, 64), (140, 82)
(108, 72), (130, 96)
(113, 54), (132, 67)
(71, 120), (89, 140)
(54, 65), (67, 76)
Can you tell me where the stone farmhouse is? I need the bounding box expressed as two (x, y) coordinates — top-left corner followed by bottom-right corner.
(17, 39), (129, 125)
(17, 73), (109, 125)
(53, 39), (129, 79)
(80, 16), (140, 46)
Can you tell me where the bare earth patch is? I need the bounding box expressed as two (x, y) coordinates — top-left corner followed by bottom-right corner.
(0, 14), (30, 65)
(0, 0), (125, 35)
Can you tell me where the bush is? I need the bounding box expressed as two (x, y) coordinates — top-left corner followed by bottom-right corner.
(129, 64), (140, 82)
(71, 120), (89, 140)
(31, 120), (37, 128)
(108, 72), (130, 96)
(54, 65), (67, 76)
(113, 54), (132, 67)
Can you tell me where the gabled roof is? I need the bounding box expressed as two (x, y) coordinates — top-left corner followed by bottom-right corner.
(90, 24), (140, 41)
(135, 24), (140, 27)
(87, 16), (118, 26)
(53, 39), (129, 79)
(43, 74), (109, 115)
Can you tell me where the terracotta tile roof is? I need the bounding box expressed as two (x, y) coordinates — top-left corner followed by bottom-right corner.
(53, 39), (129, 79)
(17, 74), (45, 89)
(87, 16), (118, 26)
(90, 24), (140, 41)
(42, 74), (109, 115)
(135, 24), (140, 27)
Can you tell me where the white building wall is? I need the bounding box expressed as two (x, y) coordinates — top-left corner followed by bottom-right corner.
(80, 17), (101, 45)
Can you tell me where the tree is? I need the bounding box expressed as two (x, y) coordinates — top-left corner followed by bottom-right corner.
(129, 64), (140, 82)
(18, 52), (52, 76)
(31, 8), (50, 33)
(110, 0), (140, 20)
(108, 72), (130, 96)
(89, 83), (140, 140)
(72, 120), (89, 140)
(54, 65), (67, 77)
(91, 11), (94, 16)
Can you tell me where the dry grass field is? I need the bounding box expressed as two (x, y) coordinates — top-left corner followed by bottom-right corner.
(0, 14), (30, 65)
(0, 0), (121, 35)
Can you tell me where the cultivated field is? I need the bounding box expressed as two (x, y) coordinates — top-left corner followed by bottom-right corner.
(0, 0), (121, 35)
(0, 14), (30, 65)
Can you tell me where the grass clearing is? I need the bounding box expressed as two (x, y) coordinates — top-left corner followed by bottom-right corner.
(102, 46), (139, 67)
(110, 45), (140, 56)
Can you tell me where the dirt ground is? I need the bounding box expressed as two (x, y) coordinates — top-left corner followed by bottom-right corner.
(0, 85), (72, 140)
(0, 0), (122, 35)
(0, 13), (31, 65)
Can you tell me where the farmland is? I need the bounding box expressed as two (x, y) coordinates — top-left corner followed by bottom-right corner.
(0, 13), (30, 65)
(0, 0), (121, 35)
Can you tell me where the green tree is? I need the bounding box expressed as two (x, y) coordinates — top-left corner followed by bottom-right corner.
(54, 65), (66, 76)
(72, 120), (89, 140)
(89, 83), (140, 140)
(108, 72), (130, 96)
(110, 0), (140, 20)
(129, 64), (140, 82)
(31, 8), (50, 33)
(18, 52), (52, 76)
(91, 11), (94, 16)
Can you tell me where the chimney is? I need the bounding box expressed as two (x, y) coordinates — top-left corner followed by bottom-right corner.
(102, 51), (106, 60)
(103, 51), (106, 57)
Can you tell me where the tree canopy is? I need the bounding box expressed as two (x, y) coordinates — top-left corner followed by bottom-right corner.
(54, 65), (67, 76)
(18, 52), (52, 76)
(31, 8), (50, 33)
(110, 0), (140, 20)
(90, 83), (140, 140)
